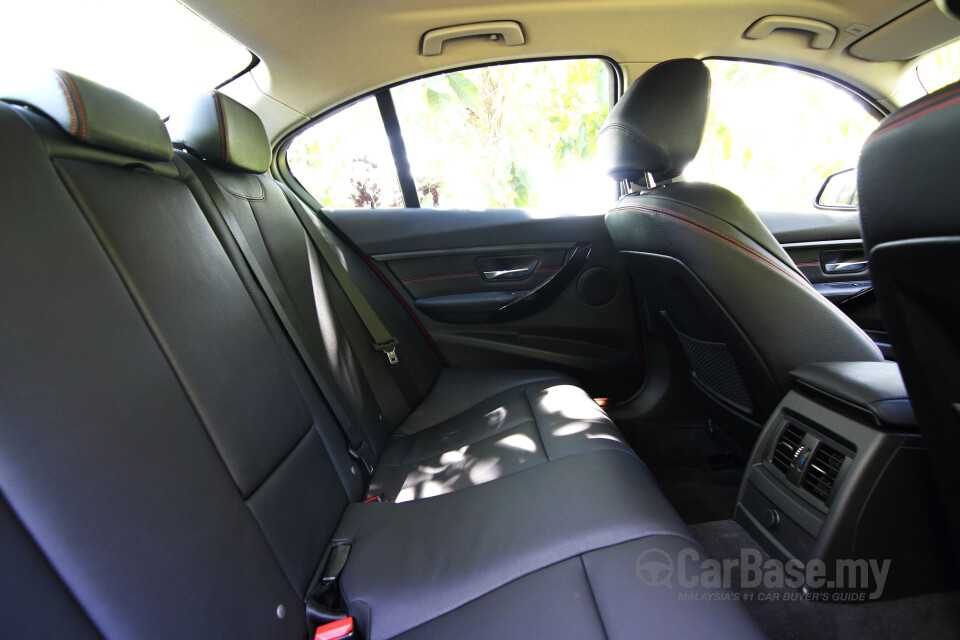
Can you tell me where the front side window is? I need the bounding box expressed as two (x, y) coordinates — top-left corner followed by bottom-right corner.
(916, 39), (960, 93)
(684, 60), (879, 212)
(286, 58), (615, 211)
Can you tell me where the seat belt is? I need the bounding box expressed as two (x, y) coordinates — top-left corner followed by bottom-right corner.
(275, 182), (400, 365)
(306, 543), (355, 639)
(177, 154), (376, 475)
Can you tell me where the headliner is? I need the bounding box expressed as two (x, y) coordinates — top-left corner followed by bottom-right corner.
(180, 0), (956, 142)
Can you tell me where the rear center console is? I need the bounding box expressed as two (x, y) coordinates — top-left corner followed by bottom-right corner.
(735, 361), (954, 599)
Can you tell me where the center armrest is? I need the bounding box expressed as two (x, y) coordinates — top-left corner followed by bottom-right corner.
(790, 361), (916, 429)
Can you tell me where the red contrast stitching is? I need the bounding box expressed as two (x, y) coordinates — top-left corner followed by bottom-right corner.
(213, 92), (228, 164)
(401, 271), (477, 283)
(362, 256), (446, 364)
(52, 71), (77, 136)
(58, 71), (86, 140)
(615, 204), (808, 286)
(872, 82), (960, 133)
(866, 93), (960, 145)
(795, 261), (820, 267)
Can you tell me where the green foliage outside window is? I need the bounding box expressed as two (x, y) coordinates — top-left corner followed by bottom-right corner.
(287, 59), (612, 210)
(686, 60), (879, 212)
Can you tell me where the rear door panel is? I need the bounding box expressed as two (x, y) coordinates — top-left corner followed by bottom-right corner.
(328, 208), (643, 398)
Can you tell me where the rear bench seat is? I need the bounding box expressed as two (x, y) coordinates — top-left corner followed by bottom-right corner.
(170, 90), (637, 502)
(0, 71), (764, 639)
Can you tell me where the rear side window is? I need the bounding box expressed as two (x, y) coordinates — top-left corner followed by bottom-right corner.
(286, 59), (615, 210)
(285, 97), (403, 208)
(684, 60), (879, 212)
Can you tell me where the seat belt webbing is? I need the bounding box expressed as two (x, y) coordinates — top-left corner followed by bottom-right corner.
(276, 182), (400, 366)
(178, 154), (375, 474)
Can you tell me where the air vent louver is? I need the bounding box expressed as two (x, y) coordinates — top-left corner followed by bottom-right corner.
(771, 424), (806, 474)
(802, 443), (845, 501)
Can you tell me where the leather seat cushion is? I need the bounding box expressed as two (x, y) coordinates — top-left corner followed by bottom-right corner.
(393, 534), (765, 639)
(336, 449), (701, 639)
(370, 369), (634, 501)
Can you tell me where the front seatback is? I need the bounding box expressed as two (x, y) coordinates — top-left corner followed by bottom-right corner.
(600, 59), (883, 452)
(858, 79), (960, 559)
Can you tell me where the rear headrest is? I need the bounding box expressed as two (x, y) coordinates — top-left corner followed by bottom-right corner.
(598, 58), (710, 182)
(0, 69), (172, 162)
(172, 91), (270, 174)
(859, 79), (960, 251)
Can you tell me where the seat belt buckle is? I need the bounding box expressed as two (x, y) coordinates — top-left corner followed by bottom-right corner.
(373, 338), (400, 365)
(307, 544), (353, 634)
(315, 617), (354, 640)
(347, 442), (375, 476)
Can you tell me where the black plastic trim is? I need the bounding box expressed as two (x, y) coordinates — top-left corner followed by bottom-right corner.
(215, 53), (261, 90)
(375, 91), (420, 208)
(489, 243), (592, 321)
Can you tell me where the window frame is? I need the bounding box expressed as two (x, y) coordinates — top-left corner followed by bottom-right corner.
(703, 56), (888, 119)
(276, 56), (623, 209)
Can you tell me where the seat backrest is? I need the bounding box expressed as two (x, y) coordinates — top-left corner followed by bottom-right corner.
(858, 79), (960, 559)
(0, 71), (362, 638)
(599, 59), (883, 453)
(170, 91), (443, 447)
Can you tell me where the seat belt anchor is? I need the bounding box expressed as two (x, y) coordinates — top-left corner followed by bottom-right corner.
(373, 338), (400, 365)
(348, 442), (375, 476)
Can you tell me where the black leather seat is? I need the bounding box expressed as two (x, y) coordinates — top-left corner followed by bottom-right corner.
(170, 91), (636, 502)
(0, 71), (765, 639)
(857, 79), (960, 560)
(600, 58), (884, 454)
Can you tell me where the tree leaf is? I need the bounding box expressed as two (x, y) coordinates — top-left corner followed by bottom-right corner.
(446, 72), (482, 110)
(426, 88), (450, 114)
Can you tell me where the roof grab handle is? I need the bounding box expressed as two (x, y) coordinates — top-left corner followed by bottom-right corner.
(743, 16), (838, 50)
(421, 21), (525, 56)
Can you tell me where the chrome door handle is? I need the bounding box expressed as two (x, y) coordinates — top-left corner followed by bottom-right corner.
(824, 260), (868, 273)
(483, 267), (532, 280)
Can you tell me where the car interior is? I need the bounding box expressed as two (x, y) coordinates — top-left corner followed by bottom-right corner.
(2, 0), (960, 639)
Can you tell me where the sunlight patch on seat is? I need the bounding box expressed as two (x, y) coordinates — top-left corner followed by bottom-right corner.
(484, 406), (508, 430)
(439, 446), (469, 465)
(535, 385), (606, 421)
(468, 457), (503, 485)
(586, 432), (620, 442)
(495, 433), (538, 453)
(552, 421), (593, 436)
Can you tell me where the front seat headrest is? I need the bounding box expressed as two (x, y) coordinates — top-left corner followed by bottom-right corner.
(0, 69), (172, 162)
(858, 79), (960, 251)
(171, 91), (271, 174)
(598, 58), (710, 182)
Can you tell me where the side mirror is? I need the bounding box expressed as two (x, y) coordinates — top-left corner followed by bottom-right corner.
(815, 168), (859, 210)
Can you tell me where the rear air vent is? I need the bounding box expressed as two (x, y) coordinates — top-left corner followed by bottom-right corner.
(802, 443), (845, 501)
(771, 424), (806, 474)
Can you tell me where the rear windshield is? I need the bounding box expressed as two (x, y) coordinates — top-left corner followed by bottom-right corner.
(2, 0), (252, 117)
